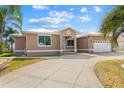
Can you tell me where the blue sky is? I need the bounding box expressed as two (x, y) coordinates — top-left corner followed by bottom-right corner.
(22, 5), (113, 33)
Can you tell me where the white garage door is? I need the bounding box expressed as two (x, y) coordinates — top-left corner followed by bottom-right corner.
(118, 42), (124, 50)
(93, 41), (112, 52)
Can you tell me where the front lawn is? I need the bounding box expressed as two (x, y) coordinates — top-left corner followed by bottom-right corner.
(0, 58), (44, 77)
(94, 60), (124, 88)
(113, 50), (124, 52)
(0, 51), (13, 57)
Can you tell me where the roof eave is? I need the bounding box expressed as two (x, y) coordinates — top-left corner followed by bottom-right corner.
(24, 31), (60, 35)
(10, 34), (26, 37)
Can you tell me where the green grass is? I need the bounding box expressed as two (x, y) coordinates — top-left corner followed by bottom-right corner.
(0, 52), (13, 57)
(0, 58), (44, 77)
(0, 51), (14, 57)
(94, 60), (124, 88)
(113, 50), (124, 52)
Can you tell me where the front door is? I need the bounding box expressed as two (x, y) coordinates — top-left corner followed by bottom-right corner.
(65, 38), (74, 52)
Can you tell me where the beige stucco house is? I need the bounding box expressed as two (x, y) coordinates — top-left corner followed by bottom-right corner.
(12, 27), (121, 56)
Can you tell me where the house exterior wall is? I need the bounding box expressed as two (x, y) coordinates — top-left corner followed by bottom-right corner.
(77, 37), (88, 52)
(14, 37), (26, 55)
(14, 28), (123, 56)
(77, 36), (112, 52)
(25, 33), (60, 56)
(60, 28), (77, 52)
(14, 28), (77, 56)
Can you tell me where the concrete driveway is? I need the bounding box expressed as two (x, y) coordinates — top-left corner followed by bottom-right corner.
(0, 53), (112, 88)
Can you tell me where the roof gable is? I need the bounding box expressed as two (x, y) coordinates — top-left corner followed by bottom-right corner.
(60, 27), (78, 33)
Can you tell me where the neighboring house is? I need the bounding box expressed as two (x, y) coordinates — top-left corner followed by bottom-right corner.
(117, 35), (124, 50)
(11, 27), (122, 56)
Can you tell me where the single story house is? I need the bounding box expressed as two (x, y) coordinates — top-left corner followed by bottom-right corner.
(117, 35), (124, 50)
(11, 27), (123, 56)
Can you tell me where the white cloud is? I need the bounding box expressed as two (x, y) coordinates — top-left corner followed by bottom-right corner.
(70, 8), (74, 11)
(29, 17), (67, 25)
(42, 24), (59, 28)
(79, 15), (91, 23)
(49, 11), (75, 19)
(42, 24), (71, 29)
(80, 7), (88, 13)
(93, 6), (102, 12)
(29, 11), (75, 28)
(32, 5), (49, 10)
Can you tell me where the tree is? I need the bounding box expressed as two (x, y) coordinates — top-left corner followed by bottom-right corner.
(100, 6), (124, 46)
(3, 27), (17, 51)
(0, 42), (5, 54)
(9, 37), (14, 52)
(0, 5), (22, 53)
(0, 7), (7, 44)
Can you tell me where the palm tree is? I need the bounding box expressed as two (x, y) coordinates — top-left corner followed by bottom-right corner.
(100, 6), (124, 46)
(0, 7), (7, 52)
(7, 6), (23, 33)
(9, 37), (15, 52)
(3, 27), (17, 51)
(0, 5), (22, 53)
(0, 41), (5, 54)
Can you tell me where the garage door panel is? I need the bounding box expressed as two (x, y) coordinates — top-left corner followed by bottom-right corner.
(93, 42), (111, 52)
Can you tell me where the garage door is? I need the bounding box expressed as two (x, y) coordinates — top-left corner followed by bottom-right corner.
(93, 40), (112, 52)
(118, 42), (124, 50)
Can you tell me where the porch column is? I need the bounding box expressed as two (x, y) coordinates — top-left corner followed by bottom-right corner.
(74, 37), (77, 53)
(60, 35), (63, 53)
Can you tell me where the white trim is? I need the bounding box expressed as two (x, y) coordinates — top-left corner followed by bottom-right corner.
(14, 49), (79, 53)
(60, 49), (64, 52)
(78, 49), (93, 51)
(37, 34), (52, 47)
(74, 49), (77, 52)
(26, 50), (60, 53)
(14, 50), (25, 52)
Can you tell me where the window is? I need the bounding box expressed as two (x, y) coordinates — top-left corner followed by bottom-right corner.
(67, 40), (74, 46)
(38, 35), (51, 46)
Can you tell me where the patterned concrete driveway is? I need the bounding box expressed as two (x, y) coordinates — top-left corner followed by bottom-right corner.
(0, 53), (106, 88)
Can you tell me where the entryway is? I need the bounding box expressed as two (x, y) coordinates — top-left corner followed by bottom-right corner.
(59, 28), (77, 54)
